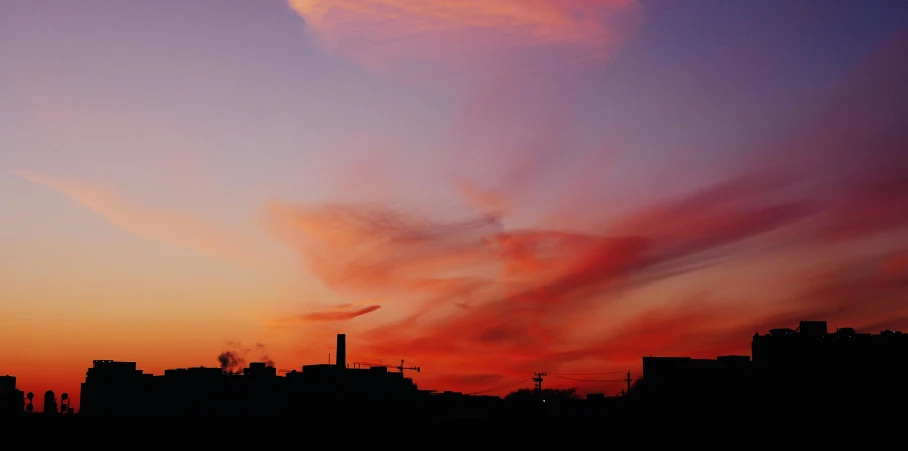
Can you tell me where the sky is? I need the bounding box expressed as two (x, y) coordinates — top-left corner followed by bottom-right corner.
(1, 0), (907, 411)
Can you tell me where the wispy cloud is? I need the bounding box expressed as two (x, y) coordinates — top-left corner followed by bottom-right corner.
(272, 303), (382, 325)
(287, 0), (640, 71)
(14, 170), (265, 269)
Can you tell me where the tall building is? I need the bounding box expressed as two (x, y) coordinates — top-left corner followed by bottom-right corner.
(752, 320), (908, 405)
(80, 360), (148, 415)
(634, 320), (908, 410)
(0, 375), (25, 416)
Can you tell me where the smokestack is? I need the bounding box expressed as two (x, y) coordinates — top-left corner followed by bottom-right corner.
(336, 334), (346, 369)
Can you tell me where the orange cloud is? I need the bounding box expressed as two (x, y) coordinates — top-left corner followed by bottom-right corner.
(14, 170), (265, 269)
(268, 171), (824, 394)
(286, 0), (640, 70)
(265, 201), (502, 297)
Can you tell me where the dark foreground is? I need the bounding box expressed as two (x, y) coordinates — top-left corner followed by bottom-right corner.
(9, 410), (900, 445)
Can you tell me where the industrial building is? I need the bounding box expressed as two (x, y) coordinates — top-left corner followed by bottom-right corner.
(80, 333), (429, 416)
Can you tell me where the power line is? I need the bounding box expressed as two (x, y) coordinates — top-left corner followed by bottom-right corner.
(548, 370), (626, 376)
(466, 374), (533, 395)
(549, 375), (625, 382)
(464, 369), (633, 396)
(601, 391), (625, 397)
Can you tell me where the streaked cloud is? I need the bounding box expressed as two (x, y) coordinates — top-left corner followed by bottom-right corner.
(14, 170), (265, 269)
(273, 303), (382, 325)
(287, 0), (640, 70)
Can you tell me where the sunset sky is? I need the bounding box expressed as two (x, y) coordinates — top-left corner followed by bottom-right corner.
(2, 0), (907, 411)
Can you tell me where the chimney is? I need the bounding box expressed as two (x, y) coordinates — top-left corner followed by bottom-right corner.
(336, 334), (346, 369)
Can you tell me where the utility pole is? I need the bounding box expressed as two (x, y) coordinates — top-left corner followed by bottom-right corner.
(625, 370), (632, 395)
(533, 372), (547, 391)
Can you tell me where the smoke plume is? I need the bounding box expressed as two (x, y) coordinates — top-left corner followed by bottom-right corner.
(217, 350), (245, 374)
(217, 341), (276, 373)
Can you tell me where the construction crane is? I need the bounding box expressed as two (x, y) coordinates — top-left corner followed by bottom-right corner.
(396, 359), (420, 376)
(352, 360), (421, 376)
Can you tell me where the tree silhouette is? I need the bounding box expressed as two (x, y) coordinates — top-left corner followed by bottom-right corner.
(505, 388), (580, 403)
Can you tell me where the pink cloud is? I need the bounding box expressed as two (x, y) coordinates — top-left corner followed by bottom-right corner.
(14, 170), (266, 270)
(286, 0), (641, 71)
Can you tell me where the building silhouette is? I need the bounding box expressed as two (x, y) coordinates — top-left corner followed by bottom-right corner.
(635, 354), (753, 410)
(632, 320), (908, 412)
(0, 375), (25, 416)
(79, 360), (147, 415)
(752, 320), (908, 406)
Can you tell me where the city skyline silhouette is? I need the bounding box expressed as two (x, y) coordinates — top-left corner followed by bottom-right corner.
(5, 319), (908, 416)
